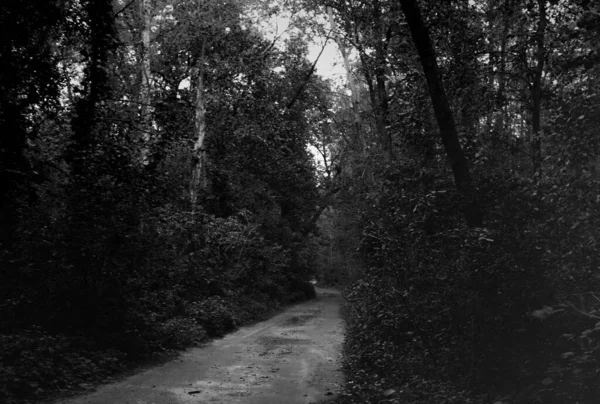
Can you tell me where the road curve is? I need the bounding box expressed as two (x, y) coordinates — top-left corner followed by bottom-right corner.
(58, 287), (344, 404)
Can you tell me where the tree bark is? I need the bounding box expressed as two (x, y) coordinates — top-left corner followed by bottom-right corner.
(492, 0), (511, 142)
(189, 38), (207, 210)
(497, 0), (510, 110)
(372, 0), (394, 162)
(531, 0), (546, 179)
(139, 0), (152, 133)
(399, 0), (482, 227)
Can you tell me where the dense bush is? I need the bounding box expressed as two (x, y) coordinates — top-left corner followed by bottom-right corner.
(331, 160), (600, 404)
(0, 206), (318, 403)
(0, 329), (125, 401)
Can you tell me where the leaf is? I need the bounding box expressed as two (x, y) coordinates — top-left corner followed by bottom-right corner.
(383, 388), (396, 396)
(541, 377), (554, 385)
(531, 306), (553, 319)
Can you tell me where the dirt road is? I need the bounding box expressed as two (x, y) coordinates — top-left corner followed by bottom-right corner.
(59, 287), (344, 404)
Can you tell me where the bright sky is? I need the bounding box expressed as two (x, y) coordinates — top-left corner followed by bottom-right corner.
(308, 40), (346, 85)
(257, 12), (346, 85)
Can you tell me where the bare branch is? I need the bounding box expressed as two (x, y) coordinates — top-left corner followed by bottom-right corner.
(113, 0), (136, 21)
(286, 30), (333, 110)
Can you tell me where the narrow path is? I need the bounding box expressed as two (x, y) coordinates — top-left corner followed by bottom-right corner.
(58, 287), (344, 404)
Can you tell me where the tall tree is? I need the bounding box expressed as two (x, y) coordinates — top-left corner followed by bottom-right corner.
(0, 0), (63, 248)
(68, 0), (118, 175)
(370, 0), (394, 162)
(190, 36), (207, 209)
(399, 0), (482, 226)
(530, 0), (547, 178)
(327, 6), (365, 154)
(323, 0), (395, 161)
(139, 0), (153, 136)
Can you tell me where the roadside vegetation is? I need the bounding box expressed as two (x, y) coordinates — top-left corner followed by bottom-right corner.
(309, 1), (600, 403)
(0, 1), (319, 402)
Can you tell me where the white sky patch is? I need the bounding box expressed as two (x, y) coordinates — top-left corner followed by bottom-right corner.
(233, 73), (246, 83)
(307, 144), (325, 167)
(178, 77), (191, 90)
(308, 40), (346, 87)
(256, 12), (345, 87)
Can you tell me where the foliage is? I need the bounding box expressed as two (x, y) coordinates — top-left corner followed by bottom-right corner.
(0, 0), (320, 402)
(3, 0), (600, 403)
(0, 328), (124, 403)
(330, 158), (600, 403)
(314, 1), (600, 402)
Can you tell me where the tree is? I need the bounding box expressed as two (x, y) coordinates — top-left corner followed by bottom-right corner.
(139, 0), (153, 141)
(68, 0), (118, 175)
(327, 6), (365, 155)
(530, 0), (547, 178)
(1, 2), (325, 401)
(0, 0), (63, 249)
(399, 0), (482, 226)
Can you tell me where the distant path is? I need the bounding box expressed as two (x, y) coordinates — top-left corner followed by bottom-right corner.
(58, 287), (344, 404)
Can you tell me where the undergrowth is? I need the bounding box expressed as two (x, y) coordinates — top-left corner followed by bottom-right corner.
(0, 283), (315, 404)
(329, 162), (600, 404)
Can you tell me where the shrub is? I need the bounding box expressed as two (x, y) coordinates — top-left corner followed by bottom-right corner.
(0, 328), (124, 403)
(333, 162), (597, 402)
(286, 278), (317, 302)
(188, 296), (237, 337)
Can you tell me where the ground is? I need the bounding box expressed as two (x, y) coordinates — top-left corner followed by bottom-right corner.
(56, 287), (344, 404)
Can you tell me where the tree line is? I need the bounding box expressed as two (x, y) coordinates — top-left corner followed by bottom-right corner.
(308, 0), (600, 403)
(0, 1), (324, 401)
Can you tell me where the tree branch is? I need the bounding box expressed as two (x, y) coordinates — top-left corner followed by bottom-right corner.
(112, 0), (136, 21)
(286, 32), (333, 110)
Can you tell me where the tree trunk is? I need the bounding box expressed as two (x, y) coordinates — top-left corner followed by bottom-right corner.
(139, 0), (152, 133)
(375, 66), (393, 161)
(492, 0), (511, 147)
(190, 39), (207, 210)
(327, 7), (365, 154)
(531, 0), (546, 179)
(372, 0), (394, 162)
(69, 0), (116, 175)
(497, 0), (510, 110)
(399, 0), (482, 227)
